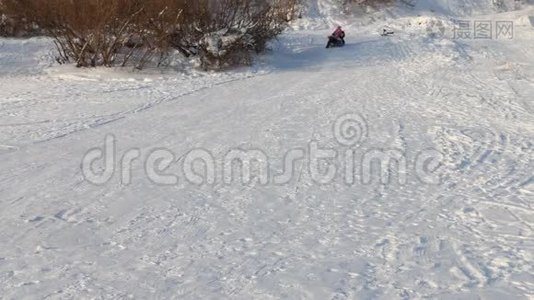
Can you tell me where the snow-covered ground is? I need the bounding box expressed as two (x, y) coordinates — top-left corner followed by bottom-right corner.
(1, 1), (533, 299)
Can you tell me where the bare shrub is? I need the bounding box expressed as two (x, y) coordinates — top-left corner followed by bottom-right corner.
(2, 0), (163, 67)
(176, 0), (298, 69)
(2, 0), (297, 69)
(0, 0), (42, 37)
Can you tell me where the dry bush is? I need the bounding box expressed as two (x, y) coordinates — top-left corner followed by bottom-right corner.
(0, 0), (42, 37)
(2, 0), (297, 69)
(2, 0), (172, 67)
(175, 0), (298, 69)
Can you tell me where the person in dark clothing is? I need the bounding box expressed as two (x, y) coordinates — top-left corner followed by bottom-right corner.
(326, 26), (345, 48)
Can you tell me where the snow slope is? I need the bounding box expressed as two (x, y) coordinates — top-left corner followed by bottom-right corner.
(0, 1), (533, 299)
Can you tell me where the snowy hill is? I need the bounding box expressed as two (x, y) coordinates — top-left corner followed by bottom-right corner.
(0, 1), (533, 299)
(295, 0), (532, 29)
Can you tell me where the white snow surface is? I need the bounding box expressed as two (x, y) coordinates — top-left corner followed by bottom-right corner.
(1, 1), (534, 299)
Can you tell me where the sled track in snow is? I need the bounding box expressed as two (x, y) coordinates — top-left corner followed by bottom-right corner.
(0, 70), (266, 148)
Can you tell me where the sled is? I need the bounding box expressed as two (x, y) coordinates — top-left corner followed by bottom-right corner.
(380, 29), (395, 37)
(326, 36), (346, 48)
